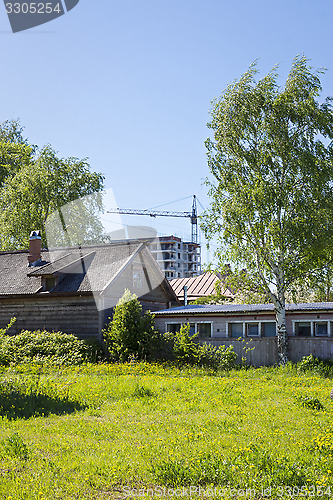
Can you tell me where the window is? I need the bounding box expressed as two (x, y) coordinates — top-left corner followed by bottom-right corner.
(315, 322), (328, 336)
(247, 323), (259, 336)
(295, 322), (311, 337)
(166, 322), (212, 338)
(262, 322), (276, 337)
(229, 323), (243, 338)
(197, 323), (212, 338)
(45, 277), (56, 291)
(133, 272), (143, 289)
(166, 323), (181, 333)
(228, 321), (277, 338)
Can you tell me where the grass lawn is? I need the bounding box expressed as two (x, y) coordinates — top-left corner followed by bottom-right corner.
(0, 362), (333, 499)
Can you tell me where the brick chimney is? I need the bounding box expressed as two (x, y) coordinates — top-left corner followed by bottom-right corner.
(28, 230), (42, 266)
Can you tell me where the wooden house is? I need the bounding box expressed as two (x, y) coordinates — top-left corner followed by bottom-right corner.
(0, 232), (178, 340)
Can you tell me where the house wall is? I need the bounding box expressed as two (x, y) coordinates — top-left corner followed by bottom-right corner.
(0, 295), (99, 339)
(155, 310), (333, 366)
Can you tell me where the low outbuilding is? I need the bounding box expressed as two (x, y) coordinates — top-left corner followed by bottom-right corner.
(154, 303), (333, 365)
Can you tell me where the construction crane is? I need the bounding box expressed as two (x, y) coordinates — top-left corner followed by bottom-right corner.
(107, 195), (198, 244)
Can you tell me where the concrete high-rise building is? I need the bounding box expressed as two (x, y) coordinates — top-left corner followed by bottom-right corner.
(149, 235), (201, 279)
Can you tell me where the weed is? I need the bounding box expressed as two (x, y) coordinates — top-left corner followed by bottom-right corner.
(297, 395), (324, 411)
(133, 384), (154, 398)
(2, 433), (29, 460)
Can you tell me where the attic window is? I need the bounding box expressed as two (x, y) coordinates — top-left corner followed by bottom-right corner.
(45, 277), (56, 291)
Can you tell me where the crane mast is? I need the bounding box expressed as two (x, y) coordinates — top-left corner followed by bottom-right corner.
(107, 195), (198, 244)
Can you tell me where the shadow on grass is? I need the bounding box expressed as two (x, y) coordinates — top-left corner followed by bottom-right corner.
(0, 390), (87, 419)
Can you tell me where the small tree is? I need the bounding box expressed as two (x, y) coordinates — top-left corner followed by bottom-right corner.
(103, 290), (160, 362)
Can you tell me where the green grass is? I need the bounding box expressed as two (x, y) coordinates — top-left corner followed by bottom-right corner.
(0, 362), (333, 499)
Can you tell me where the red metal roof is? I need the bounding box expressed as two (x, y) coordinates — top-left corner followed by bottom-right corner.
(169, 272), (234, 301)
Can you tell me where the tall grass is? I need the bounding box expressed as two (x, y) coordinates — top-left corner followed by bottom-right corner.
(0, 362), (332, 499)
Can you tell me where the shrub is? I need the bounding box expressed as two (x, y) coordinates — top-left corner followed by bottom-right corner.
(171, 324), (237, 370)
(0, 328), (103, 366)
(297, 354), (333, 378)
(298, 395), (324, 411)
(103, 290), (163, 362)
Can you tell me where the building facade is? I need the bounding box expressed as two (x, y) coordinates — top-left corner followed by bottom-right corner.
(149, 235), (201, 279)
(0, 233), (178, 340)
(154, 303), (333, 365)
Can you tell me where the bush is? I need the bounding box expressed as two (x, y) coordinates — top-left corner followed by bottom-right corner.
(298, 395), (324, 411)
(171, 324), (237, 370)
(103, 290), (163, 362)
(297, 354), (333, 378)
(0, 327), (103, 366)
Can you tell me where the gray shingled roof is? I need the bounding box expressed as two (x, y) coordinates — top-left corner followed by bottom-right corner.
(0, 240), (145, 296)
(154, 302), (333, 315)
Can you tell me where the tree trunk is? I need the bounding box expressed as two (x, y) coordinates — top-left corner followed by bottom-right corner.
(275, 299), (288, 365)
(274, 260), (288, 365)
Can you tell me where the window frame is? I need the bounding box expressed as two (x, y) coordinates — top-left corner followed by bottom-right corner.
(227, 320), (277, 338)
(292, 320), (331, 337)
(165, 321), (213, 338)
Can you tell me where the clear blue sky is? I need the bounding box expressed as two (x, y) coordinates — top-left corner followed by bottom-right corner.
(1, 0), (333, 260)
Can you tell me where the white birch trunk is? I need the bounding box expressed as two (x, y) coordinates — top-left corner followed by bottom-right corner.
(274, 265), (288, 364)
(275, 299), (288, 364)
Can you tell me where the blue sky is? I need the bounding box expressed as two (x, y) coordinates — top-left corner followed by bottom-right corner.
(1, 0), (333, 261)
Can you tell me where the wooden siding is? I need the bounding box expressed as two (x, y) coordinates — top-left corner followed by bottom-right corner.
(0, 295), (99, 339)
(207, 338), (278, 366)
(155, 310), (333, 365)
(288, 338), (333, 362)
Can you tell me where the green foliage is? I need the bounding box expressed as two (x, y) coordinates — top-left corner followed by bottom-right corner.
(0, 363), (332, 498)
(297, 354), (333, 378)
(171, 324), (237, 369)
(0, 120), (104, 250)
(0, 317), (16, 338)
(297, 395), (324, 411)
(133, 384), (154, 398)
(0, 328), (103, 366)
(2, 433), (29, 460)
(103, 290), (162, 362)
(0, 118), (29, 144)
(202, 56), (333, 362)
(0, 374), (86, 419)
(151, 453), (232, 486)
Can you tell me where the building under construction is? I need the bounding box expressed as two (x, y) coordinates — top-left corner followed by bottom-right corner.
(149, 235), (201, 279)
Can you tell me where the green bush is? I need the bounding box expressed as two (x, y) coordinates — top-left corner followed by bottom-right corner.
(103, 290), (164, 362)
(0, 327), (103, 366)
(171, 324), (237, 370)
(298, 395), (324, 411)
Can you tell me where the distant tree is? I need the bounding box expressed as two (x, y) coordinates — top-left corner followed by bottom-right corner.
(0, 130), (104, 249)
(286, 262), (333, 303)
(202, 56), (333, 364)
(0, 119), (28, 144)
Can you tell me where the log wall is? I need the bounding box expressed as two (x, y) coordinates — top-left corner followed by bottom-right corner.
(0, 295), (99, 339)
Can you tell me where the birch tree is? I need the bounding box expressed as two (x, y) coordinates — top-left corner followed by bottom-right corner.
(202, 56), (333, 364)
